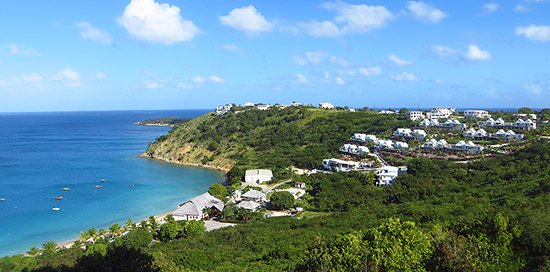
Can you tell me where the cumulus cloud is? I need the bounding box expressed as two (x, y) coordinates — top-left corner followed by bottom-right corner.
(483, 2), (500, 13)
(176, 82), (197, 90)
(335, 76), (345, 85)
(96, 72), (106, 80)
(515, 25), (550, 41)
(222, 44), (244, 55)
(406, 1), (447, 23)
(209, 75), (225, 84)
(219, 5), (273, 35)
(53, 68), (82, 88)
(324, 2), (394, 34)
(292, 51), (329, 65)
(392, 72), (416, 81)
(301, 20), (342, 38)
(117, 0), (200, 45)
(388, 54), (412, 66)
(358, 66), (382, 76)
(514, 4), (529, 12)
(465, 44), (492, 61)
(431, 45), (458, 57)
(2, 43), (38, 55)
(294, 73), (309, 85)
(523, 82), (544, 95)
(76, 21), (113, 45)
(143, 79), (165, 89)
(179, 75), (225, 90)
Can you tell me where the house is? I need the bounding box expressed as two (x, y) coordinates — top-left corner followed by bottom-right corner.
(340, 144), (358, 153)
(322, 158), (360, 172)
(393, 128), (412, 138)
(295, 182), (306, 189)
(256, 104), (272, 110)
(474, 129), (487, 138)
(464, 110), (490, 119)
(215, 104), (232, 115)
(352, 133), (367, 142)
(241, 189), (267, 203)
(236, 200), (261, 211)
(357, 146), (370, 154)
(495, 129), (507, 138)
(376, 139), (394, 149)
(245, 169), (273, 184)
(463, 128), (476, 138)
(419, 119), (439, 127)
(242, 102), (255, 107)
(290, 102), (303, 107)
(441, 119), (466, 130)
(366, 135), (378, 142)
(172, 192), (225, 221)
(394, 141), (409, 150)
(506, 130), (524, 140)
(319, 102), (335, 109)
(422, 138), (438, 149)
(495, 118), (505, 125)
(412, 129), (427, 141)
(426, 108), (455, 119)
(408, 111), (424, 121)
(376, 166), (399, 186)
(379, 110), (396, 114)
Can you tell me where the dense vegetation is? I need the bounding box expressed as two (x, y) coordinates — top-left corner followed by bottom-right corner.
(2, 108), (548, 271)
(144, 107), (413, 182)
(135, 118), (192, 126)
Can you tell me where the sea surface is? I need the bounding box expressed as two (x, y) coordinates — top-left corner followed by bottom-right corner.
(0, 110), (224, 257)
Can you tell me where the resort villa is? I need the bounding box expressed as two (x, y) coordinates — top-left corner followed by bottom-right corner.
(322, 158), (361, 172)
(319, 102), (335, 109)
(376, 166), (399, 186)
(172, 192), (225, 221)
(408, 111), (424, 121)
(241, 190), (267, 204)
(245, 169), (273, 184)
(464, 110), (491, 119)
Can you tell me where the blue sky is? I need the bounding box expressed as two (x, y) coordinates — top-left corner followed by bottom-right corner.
(0, 0), (549, 112)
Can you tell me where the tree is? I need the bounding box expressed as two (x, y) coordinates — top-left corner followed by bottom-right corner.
(301, 234), (366, 272)
(27, 247), (41, 257)
(269, 191), (294, 210)
(208, 183), (228, 200)
(42, 241), (59, 255)
(363, 218), (433, 271)
(157, 221), (181, 242)
(109, 223), (123, 238)
(399, 108), (410, 115)
(115, 227), (153, 250)
(125, 219), (136, 231)
(518, 107), (534, 114)
(84, 242), (108, 257)
(181, 220), (206, 236)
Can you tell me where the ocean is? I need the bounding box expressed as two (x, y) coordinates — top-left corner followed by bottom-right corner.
(0, 110), (224, 257)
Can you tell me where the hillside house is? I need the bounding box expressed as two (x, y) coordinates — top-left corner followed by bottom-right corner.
(245, 169), (273, 184)
(376, 166), (399, 186)
(172, 193), (225, 221)
(319, 102), (335, 109)
(241, 190), (267, 204)
(236, 200), (261, 211)
(464, 110), (491, 119)
(408, 111), (424, 121)
(322, 158), (361, 172)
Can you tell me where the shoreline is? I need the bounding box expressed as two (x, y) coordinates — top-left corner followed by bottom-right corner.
(139, 153), (231, 173)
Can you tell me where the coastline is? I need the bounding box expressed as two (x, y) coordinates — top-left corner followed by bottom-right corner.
(139, 153), (231, 173)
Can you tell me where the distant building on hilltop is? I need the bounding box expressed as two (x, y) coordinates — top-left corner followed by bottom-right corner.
(245, 169), (273, 184)
(319, 102), (335, 109)
(464, 110), (491, 119)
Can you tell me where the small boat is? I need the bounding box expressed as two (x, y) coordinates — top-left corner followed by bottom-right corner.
(63, 188), (71, 191)
(52, 207), (60, 211)
(0, 198), (6, 201)
(128, 184), (135, 187)
(55, 196), (63, 200)
(101, 179), (106, 183)
(95, 185), (102, 189)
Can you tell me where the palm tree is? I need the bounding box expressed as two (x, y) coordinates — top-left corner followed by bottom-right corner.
(163, 214), (175, 223)
(125, 219), (135, 231)
(42, 241), (58, 255)
(87, 228), (98, 243)
(79, 231), (91, 242)
(98, 228), (107, 239)
(27, 247), (41, 257)
(109, 223), (123, 238)
(148, 216), (159, 232)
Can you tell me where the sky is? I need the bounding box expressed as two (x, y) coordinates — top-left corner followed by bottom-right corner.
(0, 0), (549, 112)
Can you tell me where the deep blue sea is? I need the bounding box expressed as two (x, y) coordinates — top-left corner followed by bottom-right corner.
(0, 110), (224, 257)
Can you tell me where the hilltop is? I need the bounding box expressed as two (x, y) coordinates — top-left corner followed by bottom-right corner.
(142, 107), (413, 180)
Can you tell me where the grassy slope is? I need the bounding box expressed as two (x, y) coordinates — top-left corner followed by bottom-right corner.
(143, 107), (413, 178)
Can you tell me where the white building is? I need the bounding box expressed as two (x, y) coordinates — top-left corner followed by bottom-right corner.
(242, 102), (255, 107)
(412, 129), (427, 141)
(419, 119), (439, 127)
(464, 110), (491, 119)
(379, 110), (396, 114)
(394, 141), (409, 150)
(408, 111), (424, 121)
(319, 102), (335, 109)
(236, 200), (261, 211)
(215, 104), (233, 115)
(172, 193), (225, 221)
(340, 144), (358, 153)
(376, 166), (399, 186)
(245, 169), (273, 184)
(426, 108), (455, 119)
(256, 104), (272, 110)
(393, 128), (412, 138)
(322, 158), (360, 172)
(351, 133), (367, 142)
(241, 190), (267, 204)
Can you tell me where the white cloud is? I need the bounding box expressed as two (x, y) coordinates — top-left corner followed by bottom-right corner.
(96, 72), (106, 80)
(301, 20), (342, 38)
(514, 4), (529, 12)
(3, 43), (38, 55)
(515, 25), (550, 41)
(222, 44), (244, 55)
(219, 5), (273, 35)
(209, 75), (225, 84)
(53, 68), (82, 88)
(176, 82), (197, 90)
(406, 1), (447, 23)
(388, 54), (412, 66)
(523, 82), (546, 95)
(21, 73), (43, 83)
(143, 79), (165, 89)
(483, 2), (500, 13)
(330, 56), (349, 67)
(335, 76), (345, 85)
(292, 51), (329, 65)
(392, 72), (416, 81)
(432, 45), (458, 57)
(117, 0), (200, 45)
(358, 66), (382, 76)
(75, 21), (113, 45)
(322, 2), (394, 34)
(191, 76), (206, 84)
(465, 44), (492, 61)
(294, 73), (309, 85)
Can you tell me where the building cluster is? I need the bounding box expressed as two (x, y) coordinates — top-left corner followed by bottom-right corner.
(463, 128), (524, 141)
(351, 133), (409, 152)
(421, 139), (483, 154)
(419, 118), (467, 130)
(479, 118), (537, 130)
(464, 110), (491, 119)
(393, 128), (427, 141)
(339, 144), (370, 155)
(408, 107), (456, 121)
(235, 189), (267, 212)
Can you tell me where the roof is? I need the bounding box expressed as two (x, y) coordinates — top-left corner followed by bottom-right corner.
(172, 192), (224, 217)
(236, 200), (261, 210)
(245, 169), (273, 177)
(241, 189), (267, 199)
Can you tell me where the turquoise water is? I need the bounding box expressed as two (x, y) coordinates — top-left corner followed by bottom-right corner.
(0, 110), (224, 256)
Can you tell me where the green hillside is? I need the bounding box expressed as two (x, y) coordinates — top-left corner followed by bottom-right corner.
(143, 107), (412, 181)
